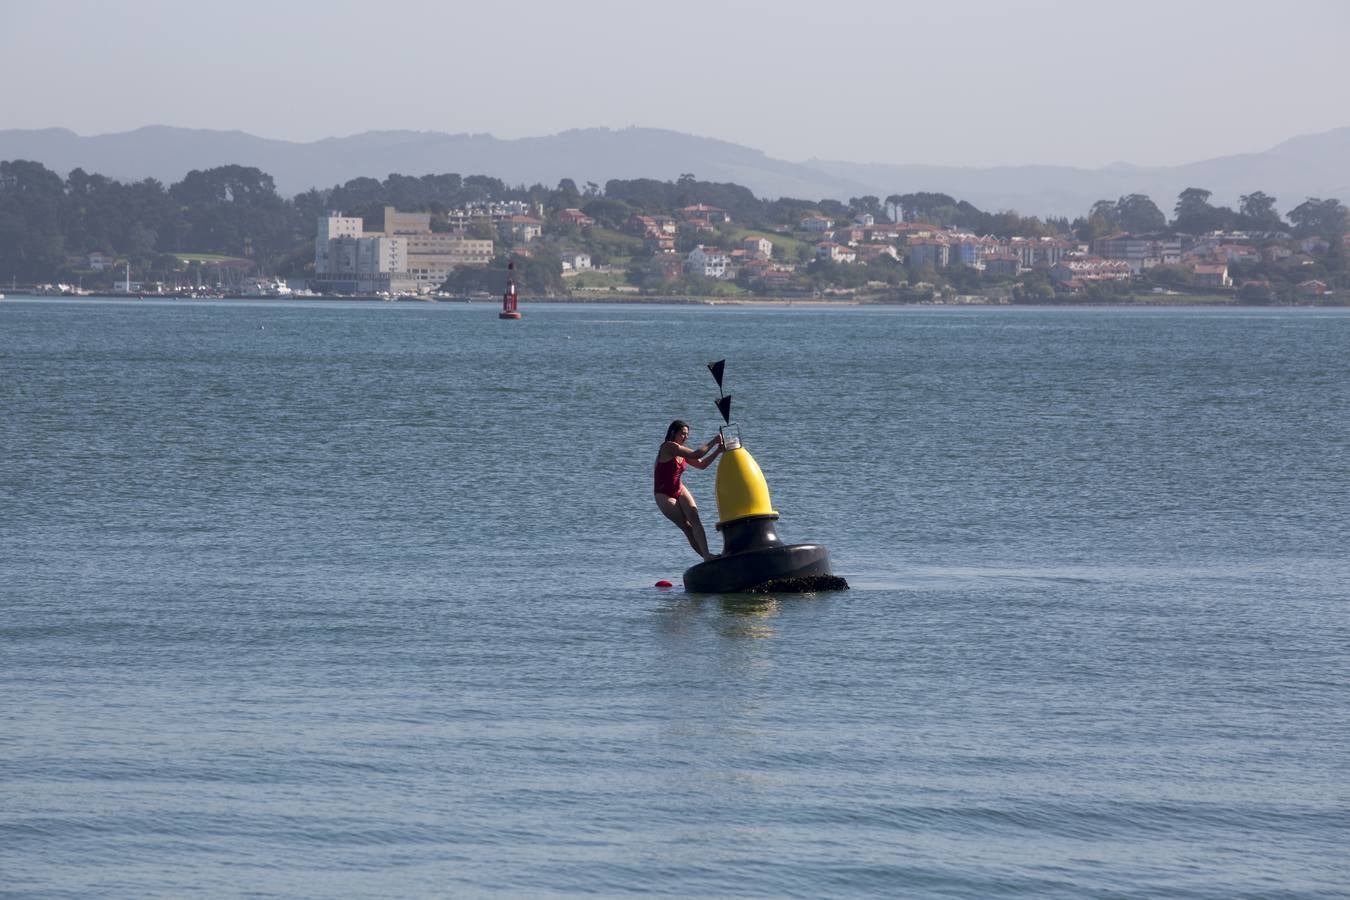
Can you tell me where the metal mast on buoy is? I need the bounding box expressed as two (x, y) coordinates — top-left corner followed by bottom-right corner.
(499, 261), (522, 319)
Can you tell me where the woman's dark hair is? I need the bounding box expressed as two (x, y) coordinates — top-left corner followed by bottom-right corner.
(665, 419), (689, 442)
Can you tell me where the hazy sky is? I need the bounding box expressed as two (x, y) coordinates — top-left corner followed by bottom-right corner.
(5, 0), (1347, 169)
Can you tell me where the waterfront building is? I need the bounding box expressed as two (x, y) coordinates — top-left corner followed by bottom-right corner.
(1051, 258), (1133, 284)
(312, 206), (492, 294)
(401, 231), (494, 289)
(319, 233), (408, 294)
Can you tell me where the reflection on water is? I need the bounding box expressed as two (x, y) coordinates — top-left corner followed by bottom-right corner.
(655, 594), (782, 640)
(715, 596), (780, 640)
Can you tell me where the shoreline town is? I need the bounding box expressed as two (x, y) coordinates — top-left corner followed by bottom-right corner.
(8, 186), (1347, 307)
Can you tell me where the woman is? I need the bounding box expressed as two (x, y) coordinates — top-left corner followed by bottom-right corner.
(654, 420), (724, 561)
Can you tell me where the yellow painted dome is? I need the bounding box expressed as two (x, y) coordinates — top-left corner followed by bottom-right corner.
(714, 446), (778, 526)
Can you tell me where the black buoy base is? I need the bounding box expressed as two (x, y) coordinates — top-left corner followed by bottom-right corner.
(683, 543), (834, 594)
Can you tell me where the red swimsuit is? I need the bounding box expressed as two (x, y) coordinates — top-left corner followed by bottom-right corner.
(653, 455), (687, 499)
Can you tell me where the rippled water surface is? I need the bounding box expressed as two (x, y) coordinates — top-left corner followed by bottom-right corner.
(3, 299), (1349, 897)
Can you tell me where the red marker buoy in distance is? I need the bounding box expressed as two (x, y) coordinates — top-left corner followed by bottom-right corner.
(655, 580), (674, 589)
(499, 261), (522, 320)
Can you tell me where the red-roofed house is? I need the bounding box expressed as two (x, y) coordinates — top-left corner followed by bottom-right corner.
(557, 208), (595, 228)
(678, 204), (730, 223)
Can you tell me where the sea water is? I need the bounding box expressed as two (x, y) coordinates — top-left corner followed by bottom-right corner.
(2, 299), (1348, 898)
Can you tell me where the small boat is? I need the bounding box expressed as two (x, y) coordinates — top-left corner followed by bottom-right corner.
(236, 277), (293, 298)
(499, 261), (522, 319)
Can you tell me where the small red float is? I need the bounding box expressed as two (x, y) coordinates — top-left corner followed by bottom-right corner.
(655, 580), (674, 589)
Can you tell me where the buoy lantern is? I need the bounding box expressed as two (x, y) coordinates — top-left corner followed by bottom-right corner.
(682, 362), (845, 594)
(499, 261), (522, 319)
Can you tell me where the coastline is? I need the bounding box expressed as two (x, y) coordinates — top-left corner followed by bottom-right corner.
(4, 291), (1346, 309)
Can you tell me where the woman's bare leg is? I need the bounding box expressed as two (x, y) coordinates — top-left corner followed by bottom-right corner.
(656, 492), (712, 560)
(678, 488), (715, 560)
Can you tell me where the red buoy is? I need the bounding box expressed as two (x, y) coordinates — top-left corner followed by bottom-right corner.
(655, 580), (674, 589)
(499, 261), (522, 319)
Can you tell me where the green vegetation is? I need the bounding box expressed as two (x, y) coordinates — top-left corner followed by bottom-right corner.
(440, 255), (564, 297)
(1, 157), (1344, 302)
(723, 225), (810, 261)
(567, 270), (630, 290)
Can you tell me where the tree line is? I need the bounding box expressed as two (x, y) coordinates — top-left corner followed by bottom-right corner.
(1074, 189), (1348, 241)
(1, 157), (1346, 287)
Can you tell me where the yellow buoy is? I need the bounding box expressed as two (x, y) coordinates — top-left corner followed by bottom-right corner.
(714, 445), (778, 526)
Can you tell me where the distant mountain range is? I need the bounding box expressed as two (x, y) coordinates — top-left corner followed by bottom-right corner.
(2, 124), (1348, 219)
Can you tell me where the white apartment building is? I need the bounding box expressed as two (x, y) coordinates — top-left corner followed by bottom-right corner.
(313, 207), (493, 293)
(315, 214), (364, 278)
(685, 246), (731, 279)
(321, 233), (408, 294)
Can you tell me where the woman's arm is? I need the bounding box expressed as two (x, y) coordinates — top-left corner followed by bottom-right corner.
(661, 434), (722, 465)
(685, 436), (724, 470)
